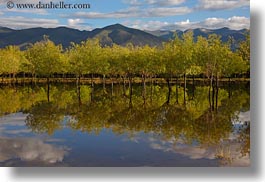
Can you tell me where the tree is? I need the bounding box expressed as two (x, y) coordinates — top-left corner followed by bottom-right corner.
(179, 31), (195, 103)
(26, 36), (63, 81)
(237, 31), (250, 76)
(0, 46), (23, 81)
(67, 41), (87, 83)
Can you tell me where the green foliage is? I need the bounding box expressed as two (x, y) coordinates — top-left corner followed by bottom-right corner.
(237, 31), (250, 63)
(0, 46), (24, 76)
(0, 33), (250, 79)
(26, 36), (63, 77)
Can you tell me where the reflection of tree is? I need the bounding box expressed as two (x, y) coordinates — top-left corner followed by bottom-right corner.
(25, 101), (64, 135)
(1, 82), (250, 159)
(238, 122), (250, 157)
(0, 87), (21, 116)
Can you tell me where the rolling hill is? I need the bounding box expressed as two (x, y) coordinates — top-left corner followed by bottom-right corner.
(0, 24), (248, 49)
(146, 27), (248, 42)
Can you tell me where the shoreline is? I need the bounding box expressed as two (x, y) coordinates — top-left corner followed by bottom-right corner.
(0, 77), (250, 85)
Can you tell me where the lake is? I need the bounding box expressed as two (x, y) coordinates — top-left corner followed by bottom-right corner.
(0, 81), (250, 167)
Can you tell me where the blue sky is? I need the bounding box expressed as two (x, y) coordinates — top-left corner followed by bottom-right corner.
(0, 0), (250, 30)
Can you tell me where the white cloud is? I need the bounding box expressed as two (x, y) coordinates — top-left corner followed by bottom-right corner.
(1, 0), (59, 3)
(123, 0), (186, 6)
(67, 18), (92, 30)
(68, 18), (83, 26)
(124, 20), (170, 30)
(0, 0), (59, 15)
(197, 0), (250, 10)
(146, 7), (192, 17)
(145, 0), (186, 6)
(123, 16), (250, 31)
(124, 0), (142, 6)
(0, 16), (60, 29)
(202, 16), (250, 30)
(4, 8), (47, 15)
(63, 6), (191, 19)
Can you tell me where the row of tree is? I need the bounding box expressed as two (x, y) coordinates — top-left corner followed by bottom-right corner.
(0, 32), (250, 84)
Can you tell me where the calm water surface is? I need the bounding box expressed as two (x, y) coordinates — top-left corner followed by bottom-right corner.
(0, 82), (250, 166)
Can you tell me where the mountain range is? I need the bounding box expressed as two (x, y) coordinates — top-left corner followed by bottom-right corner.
(0, 24), (248, 49)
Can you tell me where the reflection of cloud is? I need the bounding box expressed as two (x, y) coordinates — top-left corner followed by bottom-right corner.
(171, 146), (216, 160)
(3, 129), (31, 135)
(0, 113), (68, 165)
(150, 141), (216, 159)
(0, 112), (27, 125)
(0, 113), (30, 136)
(221, 141), (250, 167)
(0, 137), (68, 164)
(236, 111), (250, 123)
(122, 135), (141, 143)
(148, 115), (250, 167)
(227, 155), (250, 167)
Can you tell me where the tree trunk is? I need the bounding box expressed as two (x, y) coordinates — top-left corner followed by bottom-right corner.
(228, 77), (231, 99)
(150, 76), (153, 102)
(176, 76), (179, 104)
(78, 84), (81, 106)
(215, 74), (219, 110)
(123, 76), (126, 96)
(211, 78), (215, 111)
(111, 78), (114, 97)
(166, 78), (171, 104)
(208, 86), (212, 109)
(23, 72), (26, 86)
(142, 74), (146, 104)
(103, 74), (106, 90)
(34, 74), (37, 85)
(192, 74), (195, 99)
(129, 75), (133, 107)
(184, 73), (187, 104)
(9, 73), (11, 85)
(215, 80), (218, 110)
(47, 77), (50, 102)
(91, 74), (94, 88)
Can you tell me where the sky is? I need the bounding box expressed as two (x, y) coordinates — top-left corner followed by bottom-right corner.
(0, 0), (250, 31)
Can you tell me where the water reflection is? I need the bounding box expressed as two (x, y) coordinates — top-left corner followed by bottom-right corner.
(0, 113), (68, 166)
(0, 82), (250, 166)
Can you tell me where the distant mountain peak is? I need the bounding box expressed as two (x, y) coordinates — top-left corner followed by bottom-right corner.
(104, 23), (127, 30)
(0, 24), (248, 50)
(219, 27), (231, 30)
